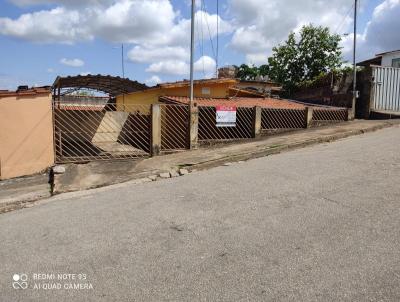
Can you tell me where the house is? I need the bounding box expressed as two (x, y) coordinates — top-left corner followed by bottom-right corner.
(358, 50), (400, 68)
(115, 78), (282, 109)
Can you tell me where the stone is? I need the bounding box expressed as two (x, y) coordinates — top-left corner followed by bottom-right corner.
(170, 170), (179, 178)
(52, 165), (66, 174)
(148, 175), (158, 181)
(223, 162), (233, 166)
(159, 172), (171, 179)
(179, 169), (189, 176)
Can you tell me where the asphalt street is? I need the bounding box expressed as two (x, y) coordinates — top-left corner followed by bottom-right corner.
(1, 126), (400, 301)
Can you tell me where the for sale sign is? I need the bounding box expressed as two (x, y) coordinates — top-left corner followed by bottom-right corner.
(216, 105), (237, 127)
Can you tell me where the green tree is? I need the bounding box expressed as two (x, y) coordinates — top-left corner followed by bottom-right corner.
(268, 24), (342, 95)
(235, 64), (270, 81)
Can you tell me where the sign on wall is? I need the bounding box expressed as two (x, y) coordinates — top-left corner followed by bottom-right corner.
(216, 105), (237, 127)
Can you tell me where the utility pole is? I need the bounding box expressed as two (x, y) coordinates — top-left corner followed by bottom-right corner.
(188, 0), (198, 149)
(121, 43), (125, 78)
(352, 0), (358, 118)
(216, 0), (219, 78)
(189, 0), (195, 108)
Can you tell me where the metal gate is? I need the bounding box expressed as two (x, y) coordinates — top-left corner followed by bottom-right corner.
(53, 100), (151, 163)
(372, 66), (400, 112)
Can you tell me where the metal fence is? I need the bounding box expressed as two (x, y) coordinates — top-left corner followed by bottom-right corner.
(53, 99), (350, 163)
(311, 108), (348, 125)
(372, 65), (400, 112)
(198, 106), (253, 143)
(261, 108), (306, 133)
(53, 101), (151, 163)
(160, 104), (189, 152)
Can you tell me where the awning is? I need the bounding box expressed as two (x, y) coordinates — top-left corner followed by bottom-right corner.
(52, 74), (148, 97)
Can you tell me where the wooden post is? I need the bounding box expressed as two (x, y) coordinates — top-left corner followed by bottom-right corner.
(151, 104), (161, 156)
(305, 107), (313, 128)
(252, 106), (262, 138)
(189, 104), (199, 149)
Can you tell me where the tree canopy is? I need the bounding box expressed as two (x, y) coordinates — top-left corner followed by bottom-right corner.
(268, 25), (342, 94)
(235, 64), (269, 81)
(235, 25), (343, 96)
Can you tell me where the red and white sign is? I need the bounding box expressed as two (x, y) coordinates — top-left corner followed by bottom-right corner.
(216, 105), (237, 127)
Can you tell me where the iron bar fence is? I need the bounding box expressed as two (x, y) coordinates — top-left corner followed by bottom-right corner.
(261, 108), (306, 133)
(198, 106), (253, 143)
(160, 104), (190, 152)
(52, 97), (349, 163)
(53, 100), (151, 163)
(311, 108), (348, 126)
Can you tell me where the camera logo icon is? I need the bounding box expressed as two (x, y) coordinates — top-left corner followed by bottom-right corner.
(12, 274), (28, 289)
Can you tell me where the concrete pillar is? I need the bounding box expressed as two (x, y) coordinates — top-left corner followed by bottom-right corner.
(346, 108), (354, 121)
(252, 106), (262, 138)
(151, 104), (161, 156)
(189, 105), (199, 149)
(305, 107), (314, 128)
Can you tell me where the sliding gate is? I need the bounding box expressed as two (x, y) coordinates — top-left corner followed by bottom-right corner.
(53, 100), (151, 163)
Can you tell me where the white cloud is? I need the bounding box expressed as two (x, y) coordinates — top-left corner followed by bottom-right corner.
(60, 58), (84, 67)
(194, 56), (216, 78)
(0, 0), (231, 77)
(128, 46), (189, 64)
(340, 0), (400, 62)
(145, 55), (216, 77)
(0, 7), (93, 44)
(146, 60), (189, 76)
(228, 0), (351, 65)
(9, 0), (114, 7)
(80, 71), (91, 76)
(145, 75), (162, 86)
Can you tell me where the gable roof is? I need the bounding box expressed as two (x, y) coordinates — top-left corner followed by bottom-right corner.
(376, 49), (400, 56)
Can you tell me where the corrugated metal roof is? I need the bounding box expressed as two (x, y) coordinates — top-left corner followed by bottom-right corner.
(52, 74), (148, 96)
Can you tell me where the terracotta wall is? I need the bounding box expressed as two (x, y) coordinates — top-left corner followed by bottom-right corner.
(0, 94), (54, 179)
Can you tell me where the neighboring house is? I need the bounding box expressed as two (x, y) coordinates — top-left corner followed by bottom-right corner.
(115, 78), (282, 108)
(0, 86), (54, 179)
(358, 50), (400, 67)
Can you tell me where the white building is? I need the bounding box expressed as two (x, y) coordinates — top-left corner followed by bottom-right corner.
(358, 50), (400, 68)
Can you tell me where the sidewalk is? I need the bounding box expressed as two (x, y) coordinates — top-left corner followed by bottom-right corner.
(0, 173), (50, 213)
(1, 119), (399, 213)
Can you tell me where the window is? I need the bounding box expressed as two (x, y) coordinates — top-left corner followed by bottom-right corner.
(392, 58), (400, 68)
(201, 87), (211, 95)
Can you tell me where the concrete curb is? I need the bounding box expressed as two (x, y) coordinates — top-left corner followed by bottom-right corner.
(179, 120), (398, 172)
(1, 120), (398, 214)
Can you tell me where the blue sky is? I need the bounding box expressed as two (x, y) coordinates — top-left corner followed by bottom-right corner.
(0, 0), (399, 90)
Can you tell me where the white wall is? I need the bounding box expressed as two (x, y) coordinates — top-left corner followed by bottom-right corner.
(381, 51), (400, 67)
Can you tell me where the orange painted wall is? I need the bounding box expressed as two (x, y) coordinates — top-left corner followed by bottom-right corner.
(0, 94), (54, 179)
(116, 82), (232, 108)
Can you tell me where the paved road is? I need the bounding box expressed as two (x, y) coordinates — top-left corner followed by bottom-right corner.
(1, 126), (400, 302)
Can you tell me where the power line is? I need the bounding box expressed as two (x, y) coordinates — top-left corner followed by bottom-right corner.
(333, 3), (355, 35)
(201, 0), (216, 60)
